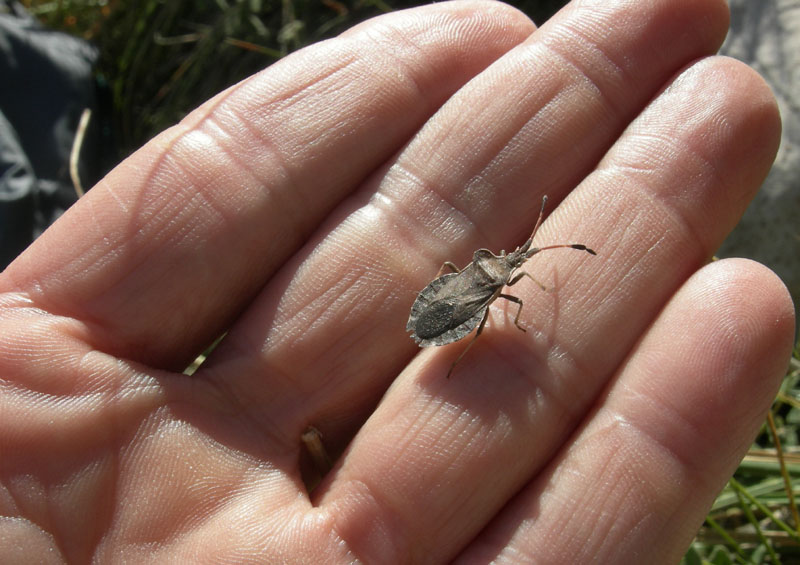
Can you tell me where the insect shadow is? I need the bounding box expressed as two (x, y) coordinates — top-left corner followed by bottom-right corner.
(406, 195), (596, 378)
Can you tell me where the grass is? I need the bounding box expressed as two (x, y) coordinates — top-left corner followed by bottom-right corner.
(24, 0), (566, 159)
(19, 0), (800, 562)
(686, 352), (800, 564)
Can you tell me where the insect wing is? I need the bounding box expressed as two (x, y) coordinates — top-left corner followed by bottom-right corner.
(407, 273), (453, 333)
(407, 272), (495, 347)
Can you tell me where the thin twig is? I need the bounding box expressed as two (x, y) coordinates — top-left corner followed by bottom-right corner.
(767, 411), (800, 533)
(301, 426), (332, 477)
(69, 108), (92, 198)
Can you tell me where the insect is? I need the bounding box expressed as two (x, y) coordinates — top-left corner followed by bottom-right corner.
(406, 195), (596, 378)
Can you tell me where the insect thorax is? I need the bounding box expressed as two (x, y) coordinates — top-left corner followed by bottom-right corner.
(472, 249), (515, 286)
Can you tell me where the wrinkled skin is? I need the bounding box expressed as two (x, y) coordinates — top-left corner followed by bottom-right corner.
(0, 0), (794, 563)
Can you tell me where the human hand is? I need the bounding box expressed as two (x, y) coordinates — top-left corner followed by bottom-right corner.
(1, 0), (794, 562)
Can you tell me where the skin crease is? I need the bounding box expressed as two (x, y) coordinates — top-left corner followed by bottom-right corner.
(0, 0), (795, 562)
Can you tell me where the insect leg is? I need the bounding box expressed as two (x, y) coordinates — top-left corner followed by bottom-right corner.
(446, 307), (490, 379)
(507, 270), (546, 291)
(435, 261), (462, 278)
(498, 293), (526, 332)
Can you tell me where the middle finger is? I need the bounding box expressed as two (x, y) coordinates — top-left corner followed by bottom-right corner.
(207, 0), (728, 459)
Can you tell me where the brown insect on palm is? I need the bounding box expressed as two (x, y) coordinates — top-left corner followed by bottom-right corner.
(406, 195), (596, 378)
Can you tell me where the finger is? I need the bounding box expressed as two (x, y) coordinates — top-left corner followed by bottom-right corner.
(317, 41), (782, 565)
(461, 259), (795, 563)
(201, 0), (731, 454)
(0, 1), (534, 369)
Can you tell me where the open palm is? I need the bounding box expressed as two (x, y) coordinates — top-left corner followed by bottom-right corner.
(1, 0), (794, 562)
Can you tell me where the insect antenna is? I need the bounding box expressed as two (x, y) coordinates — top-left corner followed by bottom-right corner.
(529, 243), (597, 256)
(525, 195), (596, 257)
(527, 194), (549, 242)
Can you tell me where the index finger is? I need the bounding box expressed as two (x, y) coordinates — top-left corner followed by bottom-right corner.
(0, 1), (535, 369)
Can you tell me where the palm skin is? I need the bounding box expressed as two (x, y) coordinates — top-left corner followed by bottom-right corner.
(0, 0), (794, 562)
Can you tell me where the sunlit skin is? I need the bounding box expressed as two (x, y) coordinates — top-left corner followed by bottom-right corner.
(0, 0), (794, 562)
